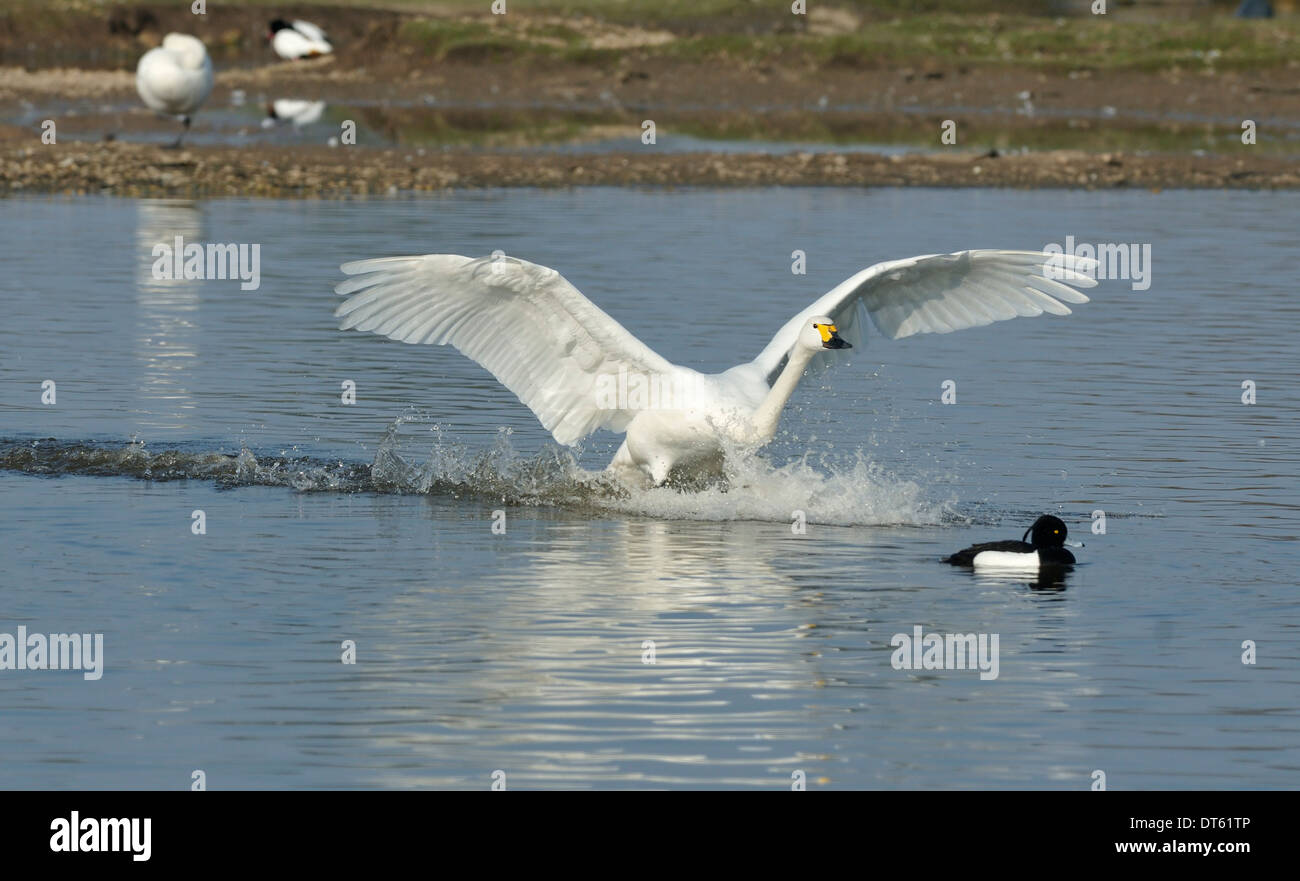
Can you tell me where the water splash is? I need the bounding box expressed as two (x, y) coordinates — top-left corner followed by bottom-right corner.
(1, 418), (954, 526)
(0, 436), (371, 491)
(605, 447), (950, 526)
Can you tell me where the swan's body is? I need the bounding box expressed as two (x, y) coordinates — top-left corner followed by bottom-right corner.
(269, 19), (333, 60)
(135, 33), (213, 147)
(602, 324), (845, 485)
(335, 250), (1098, 486)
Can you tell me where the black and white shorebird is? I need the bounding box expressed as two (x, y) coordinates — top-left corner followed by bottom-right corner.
(943, 515), (1079, 571)
(268, 19), (333, 60)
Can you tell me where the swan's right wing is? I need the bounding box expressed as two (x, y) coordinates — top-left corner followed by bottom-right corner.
(751, 249), (1098, 383)
(335, 254), (682, 445)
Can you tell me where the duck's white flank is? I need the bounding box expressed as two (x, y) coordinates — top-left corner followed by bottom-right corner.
(973, 550), (1042, 570)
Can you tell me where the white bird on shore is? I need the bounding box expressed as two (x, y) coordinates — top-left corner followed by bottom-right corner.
(335, 250), (1098, 487)
(268, 19), (333, 60)
(135, 33), (213, 148)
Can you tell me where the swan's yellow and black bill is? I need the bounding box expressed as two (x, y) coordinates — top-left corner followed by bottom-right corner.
(815, 322), (852, 350)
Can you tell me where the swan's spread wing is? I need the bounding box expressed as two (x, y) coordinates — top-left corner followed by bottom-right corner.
(753, 250), (1098, 383)
(335, 254), (681, 445)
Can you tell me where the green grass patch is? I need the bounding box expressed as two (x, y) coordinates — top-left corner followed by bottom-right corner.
(397, 19), (545, 62)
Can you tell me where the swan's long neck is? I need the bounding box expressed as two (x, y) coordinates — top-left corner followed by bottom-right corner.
(751, 346), (818, 442)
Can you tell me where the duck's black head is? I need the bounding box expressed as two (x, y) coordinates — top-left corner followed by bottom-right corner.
(1023, 514), (1068, 548)
(268, 19), (292, 34)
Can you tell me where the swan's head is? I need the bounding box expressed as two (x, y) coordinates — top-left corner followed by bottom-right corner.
(800, 316), (851, 352)
(161, 33), (209, 69)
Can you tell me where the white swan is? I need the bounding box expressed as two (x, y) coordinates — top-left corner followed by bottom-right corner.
(335, 249), (1098, 486)
(135, 33), (213, 148)
(268, 19), (333, 60)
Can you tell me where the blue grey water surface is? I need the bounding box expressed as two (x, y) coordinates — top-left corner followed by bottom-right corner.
(1, 187), (1297, 789)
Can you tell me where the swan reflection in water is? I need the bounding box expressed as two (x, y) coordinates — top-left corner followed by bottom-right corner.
(134, 199), (202, 429)
(350, 505), (852, 789)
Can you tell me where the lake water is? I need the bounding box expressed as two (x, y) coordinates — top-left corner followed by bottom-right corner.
(1, 188), (1297, 789)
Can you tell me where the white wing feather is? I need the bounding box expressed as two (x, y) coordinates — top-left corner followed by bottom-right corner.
(752, 249), (1098, 382)
(335, 254), (685, 445)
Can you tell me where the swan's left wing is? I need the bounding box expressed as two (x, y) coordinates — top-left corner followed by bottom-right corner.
(335, 253), (685, 446)
(751, 249), (1098, 383)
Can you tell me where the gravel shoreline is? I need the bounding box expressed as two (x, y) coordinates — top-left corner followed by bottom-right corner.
(3, 141), (1296, 197)
(7, 4), (1300, 195)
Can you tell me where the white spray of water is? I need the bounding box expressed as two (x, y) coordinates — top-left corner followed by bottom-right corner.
(370, 414), (953, 527)
(0, 418), (956, 526)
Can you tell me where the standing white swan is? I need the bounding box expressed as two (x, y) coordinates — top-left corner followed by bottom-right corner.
(135, 33), (213, 148)
(335, 250), (1098, 486)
